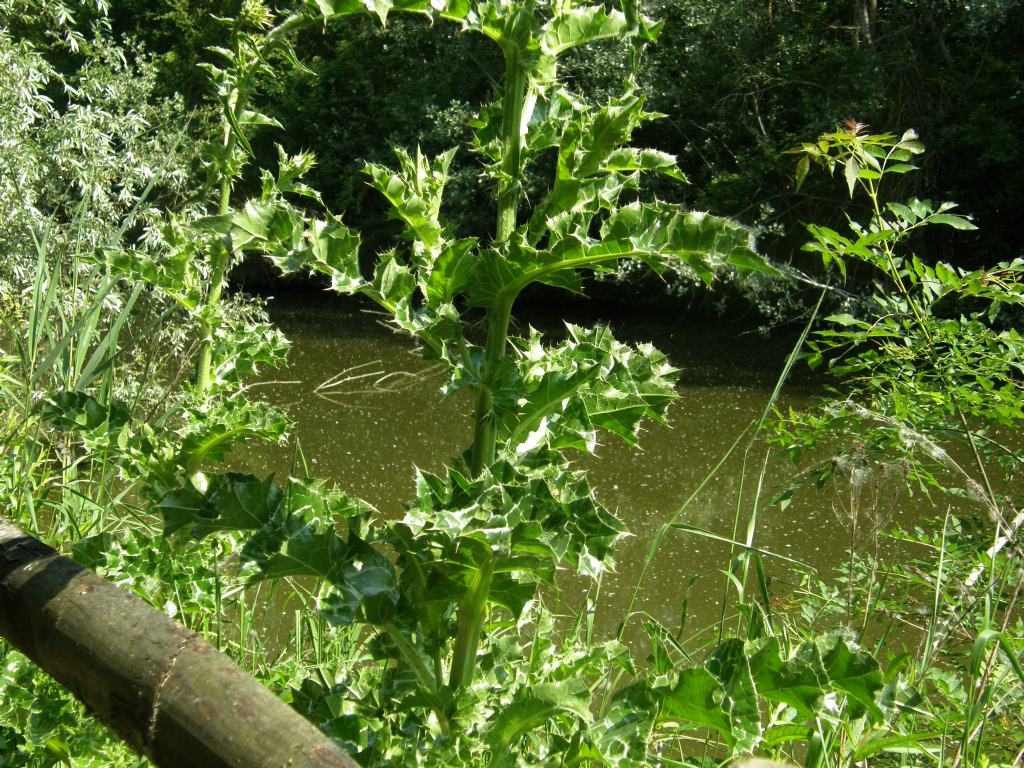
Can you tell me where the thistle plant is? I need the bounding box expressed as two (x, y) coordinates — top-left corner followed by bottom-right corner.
(152, 0), (782, 755)
(3, 3), (928, 764)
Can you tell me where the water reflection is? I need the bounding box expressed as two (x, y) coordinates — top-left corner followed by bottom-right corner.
(240, 294), (941, 644)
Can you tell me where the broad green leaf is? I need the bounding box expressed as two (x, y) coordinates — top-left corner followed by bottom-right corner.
(825, 313), (866, 327)
(886, 201), (918, 224)
(596, 683), (658, 763)
(928, 213), (977, 231)
(228, 200), (274, 248)
(41, 391), (130, 433)
(844, 155), (859, 197)
(257, 522), (348, 580)
(747, 637), (829, 718)
(315, 545), (397, 625)
(159, 473), (282, 538)
(424, 237), (477, 306)
(307, 216), (362, 288)
(658, 668), (733, 742)
(367, 253), (416, 307)
(707, 639), (762, 753)
(486, 680), (592, 756)
(817, 635), (884, 721)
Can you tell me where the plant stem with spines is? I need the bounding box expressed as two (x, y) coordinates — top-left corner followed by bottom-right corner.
(195, 85), (247, 395)
(448, 553), (495, 692)
(468, 46), (527, 478)
(458, 42), (527, 695)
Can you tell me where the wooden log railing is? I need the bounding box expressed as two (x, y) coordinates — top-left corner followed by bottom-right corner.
(0, 516), (359, 768)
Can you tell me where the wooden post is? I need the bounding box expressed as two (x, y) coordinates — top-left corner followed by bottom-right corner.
(0, 517), (359, 768)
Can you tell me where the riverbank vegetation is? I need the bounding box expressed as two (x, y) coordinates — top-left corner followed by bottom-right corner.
(1, 1), (1021, 766)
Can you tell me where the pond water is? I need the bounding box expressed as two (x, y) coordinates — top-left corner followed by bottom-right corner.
(238, 293), (943, 644)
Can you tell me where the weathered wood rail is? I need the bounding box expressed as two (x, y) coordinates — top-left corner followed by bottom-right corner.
(0, 516), (358, 768)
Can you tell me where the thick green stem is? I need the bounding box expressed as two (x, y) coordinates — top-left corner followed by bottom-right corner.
(468, 48), (527, 477)
(448, 554), (495, 692)
(468, 297), (513, 476)
(495, 48), (527, 244)
(384, 624), (450, 735)
(195, 91), (246, 395)
(459, 20), (528, 701)
(193, 246), (229, 394)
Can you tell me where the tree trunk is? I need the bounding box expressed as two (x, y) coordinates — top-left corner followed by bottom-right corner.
(851, 0), (874, 47)
(0, 517), (359, 768)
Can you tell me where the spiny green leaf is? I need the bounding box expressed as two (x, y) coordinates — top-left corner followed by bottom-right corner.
(486, 680), (592, 756)
(747, 637), (829, 718)
(307, 215), (362, 288)
(658, 668), (732, 742)
(540, 6), (629, 55)
(707, 639), (762, 753)
(424, 237), (477, 306)
(364, 147), (454, 261)
(176, 397), (288, 474)
(816, 635), (884, 722)
(159, 473), (282, 538)
(41, 391), (130, 433)
(604, 148), (687, 182)
(499, 325), (677, 455)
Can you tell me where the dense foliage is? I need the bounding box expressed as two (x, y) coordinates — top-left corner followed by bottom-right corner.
(104, 0), (1024, 284)
(0, 1), (1021, 767)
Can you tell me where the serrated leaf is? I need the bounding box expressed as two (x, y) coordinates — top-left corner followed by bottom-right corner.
(425, 237), (477, 306)
(238, 109), (283, 130)
(486, 680), (592, 755)
(540, 6), (629, 54)
(748, 637), (829, 718)
(158, 473), (282, 538)
(817, 635), (884, 722)
(707, 639), (762, 753)
(307, 216), (362, 286)
(365, 147), (454, 261)
(658, 668), (733, 742)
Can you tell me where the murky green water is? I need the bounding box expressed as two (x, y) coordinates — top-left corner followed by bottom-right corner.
(239, 294), (942, 642)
